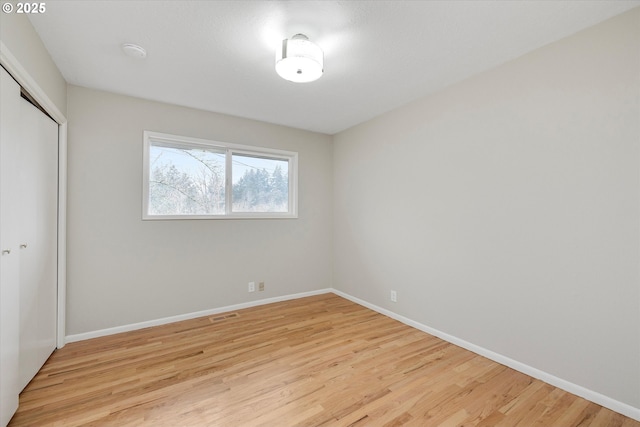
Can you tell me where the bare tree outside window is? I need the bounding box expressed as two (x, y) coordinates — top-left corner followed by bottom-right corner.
(148, 146), (226, 215)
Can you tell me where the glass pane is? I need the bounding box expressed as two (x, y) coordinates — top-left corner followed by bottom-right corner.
(148, 144), (225, 215)
(232, 154), (289, 213)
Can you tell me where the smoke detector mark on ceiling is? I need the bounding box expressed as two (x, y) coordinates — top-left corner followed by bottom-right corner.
(122, 43), (147, 59)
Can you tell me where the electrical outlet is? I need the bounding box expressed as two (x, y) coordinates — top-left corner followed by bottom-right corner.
(258, 281), (265, 291)
(248, 282), (255, 292)
(390, 290), (397, 303)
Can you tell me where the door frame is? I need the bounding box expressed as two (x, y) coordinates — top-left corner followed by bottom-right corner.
(1, 41), (68, 349)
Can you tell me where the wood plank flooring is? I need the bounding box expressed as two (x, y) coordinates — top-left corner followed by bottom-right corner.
(9, 294), (640, 426)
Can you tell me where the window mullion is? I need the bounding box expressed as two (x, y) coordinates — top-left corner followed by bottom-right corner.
(225, 149), (232, 215)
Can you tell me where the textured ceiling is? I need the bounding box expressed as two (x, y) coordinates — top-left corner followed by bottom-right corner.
(29, 1), (640, 135)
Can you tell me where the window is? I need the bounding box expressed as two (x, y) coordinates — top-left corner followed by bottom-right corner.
(143, 131), (298, 219)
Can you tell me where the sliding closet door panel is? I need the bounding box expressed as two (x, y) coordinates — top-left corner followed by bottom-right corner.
(0, 68), (22, 427)
(17, 98), (58, 391)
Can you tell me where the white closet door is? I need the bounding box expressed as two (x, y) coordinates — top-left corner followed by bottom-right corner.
(17, 97), (58, 391)
(0, 68), (23, 427)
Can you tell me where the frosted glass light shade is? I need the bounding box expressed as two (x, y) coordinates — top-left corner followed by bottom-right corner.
(275, 34), (323, 83)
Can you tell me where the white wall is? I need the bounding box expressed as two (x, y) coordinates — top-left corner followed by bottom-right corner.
(334, 8), (640, 410)
(66, 86), (333, 335)
(0, 13), (66, 117)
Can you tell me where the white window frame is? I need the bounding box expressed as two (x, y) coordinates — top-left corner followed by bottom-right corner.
(143, 131), (298, 220)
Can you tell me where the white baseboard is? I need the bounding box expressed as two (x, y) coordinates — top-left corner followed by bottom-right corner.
(331, 289), (640, 422)
(65, 288), (332, 343)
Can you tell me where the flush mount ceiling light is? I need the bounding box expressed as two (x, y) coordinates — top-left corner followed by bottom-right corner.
(275, 34), (323, 83)
(122, 43), (147, 59)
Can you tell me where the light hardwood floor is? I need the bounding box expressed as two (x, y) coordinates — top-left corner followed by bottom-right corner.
(9, 294), (640, 426)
